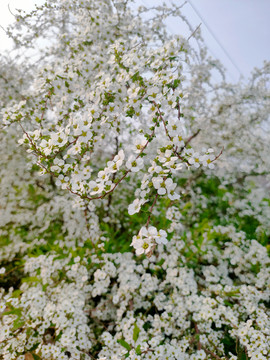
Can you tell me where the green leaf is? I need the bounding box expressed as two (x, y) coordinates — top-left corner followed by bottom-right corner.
(156, 258), (165, 266)
(32, 354), (41, 360)
(237, 351), (248, 360)
(12, 289), (22, 298)
(21, 276), (41, 283)
(117, 339), (132, 351)
(126, 106), (135, 117)
(3, 308), (21, 316)
(135, 345), (141, 355)
(28, 342), (40, 352)
(12, 318), (25, 331)
(133, 323), (140, 343)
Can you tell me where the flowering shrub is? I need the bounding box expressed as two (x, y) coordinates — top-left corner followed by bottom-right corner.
(0, 1), (269, 360)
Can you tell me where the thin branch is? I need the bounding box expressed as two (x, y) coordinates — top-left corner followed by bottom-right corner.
(66, 128), (156, 201)
(177, 99), (181, 120)
(194, 323), (201, 350)
(0, 25), (8, 34)
(154, 101), (200, 164)
(184, 128), (201, 148)
(83, 206), (96, 248)
(19, 122), (44, 158)
(212, 147), (224, 162)
(154, 101), (173, 142)
(202, 346), (228, 360)
(188, 23), (202, 41)
(193, 322), (229, 360)
(2, 263), (25, 276)
(107, 137), (120, 214)
(145, 192), (159, 228)
(8, 4), (16, 17)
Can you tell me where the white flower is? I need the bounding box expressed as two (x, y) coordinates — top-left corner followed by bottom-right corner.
(201, 152), (215, 169)
(165, 178), (180, 200)
(133, 136), (147, 153)
(55, 174), (69, 189)
(146, 86), (161, 101)
(128, 198), (144, 215)
(152, 176), (166, 195)
(67, 143), (82, 155)
(152, 177), (179, 198)
(126, 155), (144, 172)
(168, 190), (180, 200)
(173, 134), (185, 147)
(83, 166), (92, 179)
(131, 233), (152, 256)
(97, 170), (110, 182)
(188, 151), (202, 168)
(107, 149), (125, 173)
(94, 269), (107, 281)
(167, 120), (181, 137)
(155, 229), (168, 244)
(114, 149), (125, 163)
(104, 180), (114, 192)
(131, 226), (155, 255)
(163, 155), (179, 170)
(89, 181), (104, 195)
(141, 173), (151, 189)
(158, 149), (172, 163)
(50, 131), (68, 146)
(131, 226), (168, 254)
(148, 161), (162, 174)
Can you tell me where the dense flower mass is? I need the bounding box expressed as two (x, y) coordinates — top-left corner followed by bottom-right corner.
(0, 1), (269, 360)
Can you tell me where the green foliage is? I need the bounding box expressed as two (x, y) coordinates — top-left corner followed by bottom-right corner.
(133, 323), (140, 343)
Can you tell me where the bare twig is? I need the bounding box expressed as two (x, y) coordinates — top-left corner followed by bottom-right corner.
(188, 23), (202, 41)
(19, 123), (43, 157)
(194, 323), (201, 350)
(145, 193), (159, 228)
(106, 136), (119, 214)
(184, 128), (201, 148)
(8, 4), (16, 17)
(212, 147), (224, 162)
(202, 346), (227, 360)
(177, 99), (181, 120)
(0, 25), (8, 34)
(2, 264), (24, 276)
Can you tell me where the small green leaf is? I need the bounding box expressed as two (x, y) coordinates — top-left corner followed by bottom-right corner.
(12, 318), (25, 331)
(32, 354), (41, 360)
(3, 308), (21, 317)
(133, 323), (140, 343)
(135, 345), (141, 355)
(12, 289), (22, 298)
(117, 339), (132, 351)
(21, 276), (40, 283)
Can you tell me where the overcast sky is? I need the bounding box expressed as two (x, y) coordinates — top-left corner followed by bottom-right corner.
(0, 0), (269, 82)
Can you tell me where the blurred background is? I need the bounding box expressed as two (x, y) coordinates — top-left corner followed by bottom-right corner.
(0, 0), (269, 82)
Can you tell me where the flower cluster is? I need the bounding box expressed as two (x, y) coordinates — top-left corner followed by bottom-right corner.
(0, 1), (269, 360)
(0, 223), (269, 360)
(131, 226), (167, 256)
(1, 0), (226, 253)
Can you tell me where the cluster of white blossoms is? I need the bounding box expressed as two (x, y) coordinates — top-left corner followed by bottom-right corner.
(131, 226), (167, 255)
(0, 223), (269, 360)
(187, 148), (216, 169)
(0, 1), (269, 360)
(3, 6), (222, 252)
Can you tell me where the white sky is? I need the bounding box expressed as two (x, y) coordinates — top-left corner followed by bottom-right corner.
(0, 0), (269, 82)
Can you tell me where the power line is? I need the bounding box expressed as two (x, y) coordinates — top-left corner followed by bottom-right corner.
(187, 0), (243, 78)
